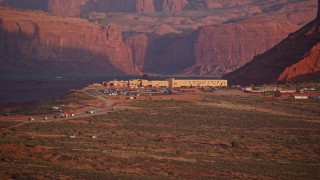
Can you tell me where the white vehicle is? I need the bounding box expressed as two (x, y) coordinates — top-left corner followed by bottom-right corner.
(86, 110), (94, 114)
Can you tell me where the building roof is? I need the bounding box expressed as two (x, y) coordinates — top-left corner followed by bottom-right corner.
(169, 77), (227, 80)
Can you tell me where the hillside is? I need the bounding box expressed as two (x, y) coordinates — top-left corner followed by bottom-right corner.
(224, 18), (320, 85)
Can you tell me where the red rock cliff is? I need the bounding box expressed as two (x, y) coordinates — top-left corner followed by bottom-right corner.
(125, 34), (149, 70)
(224, 19), (320, 85)
(182, 18), (299, 77)
(278, 43), (320, 82)
(0, 7), (139, 74)
(143, 34), (196, 74)
(5, 0), (308, 17)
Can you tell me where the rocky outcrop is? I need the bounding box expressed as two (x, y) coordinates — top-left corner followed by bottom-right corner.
(0, 7), (139, 74)
(182, 18), (299, 76)
(48, 0), (86, 17)
(278, 44), (320, 82)
(154, 0), (188, 11)
(224, 19), (320, 85)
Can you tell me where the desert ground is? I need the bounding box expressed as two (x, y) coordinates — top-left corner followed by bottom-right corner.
(0, 88), (319, 179)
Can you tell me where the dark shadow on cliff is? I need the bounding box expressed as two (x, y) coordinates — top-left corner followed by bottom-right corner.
(142, 33), (197, 74)
(0, 19), (125, 74)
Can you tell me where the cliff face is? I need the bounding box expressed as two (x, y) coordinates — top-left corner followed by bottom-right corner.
(125, 34), (149, 70)
(0, 0), (258, 16)
(123, 18), (298, 77)
(80, 0), (155, 14)
(5, 0), (316, 17)
(0, 1), (318, 78)
(278, 43), (320, 82)
(181, 18), (299, 76)
(154, 0), (188, 11)
(125, 33), (196, 74)
(0, 7), (139, 74)
(48, 0), (85, 17)
(224, 19), (320, 85)
(143, 34), (196, 74)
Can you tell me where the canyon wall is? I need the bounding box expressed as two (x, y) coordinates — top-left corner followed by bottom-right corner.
(0, 0), (252, 15)
(125, 33), (196, 74)
(0, 1), (318, 80)
(4, 0), (315, 17)
(224, 19), (320, 85)
(184, 18), (299, 76)
(0, 7), (139, 74)
(122, 18), (299, 76)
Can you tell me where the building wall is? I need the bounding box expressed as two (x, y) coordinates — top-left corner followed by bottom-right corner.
(168, 78), (227, 88)
(141, 80), (149, 87)
(107, 80), (128, 87)
(129, 79), (141, 87)
(148, 80), (169, 87)
(108, 78), (227, 88)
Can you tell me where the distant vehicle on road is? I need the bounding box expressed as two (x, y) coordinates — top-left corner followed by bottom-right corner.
(86, 110), (94, 114)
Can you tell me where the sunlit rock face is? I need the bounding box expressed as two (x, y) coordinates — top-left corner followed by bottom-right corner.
(0, 7), (140, 74)
(224, 18), (320, 85)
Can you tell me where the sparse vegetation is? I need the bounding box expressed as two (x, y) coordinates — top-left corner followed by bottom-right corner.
(0, 93), (319, 178)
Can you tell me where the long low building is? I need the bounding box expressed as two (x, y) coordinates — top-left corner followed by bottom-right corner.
(104, 78), (227, 88)
(167, 78), (227, 88)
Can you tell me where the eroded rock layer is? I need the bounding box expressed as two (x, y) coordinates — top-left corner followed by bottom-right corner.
(0, 7), (139, 74)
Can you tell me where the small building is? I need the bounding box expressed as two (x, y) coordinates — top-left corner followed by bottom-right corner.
(261, 86), (277, 92)
(293, 94), (308, 99)
(279, 89), (296, 94)
(292, 93), (320, 99)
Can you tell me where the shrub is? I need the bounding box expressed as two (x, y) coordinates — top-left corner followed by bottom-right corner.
(274, 90), (281, 97)
(231, 141), (238, 148)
